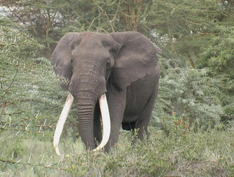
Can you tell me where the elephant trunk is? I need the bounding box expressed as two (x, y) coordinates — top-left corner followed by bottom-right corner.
(76, 92), (111, 151)
(76, 93), (97, 150)
(53, 91), (110, 155)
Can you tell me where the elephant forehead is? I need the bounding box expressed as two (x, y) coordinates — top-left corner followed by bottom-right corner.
(79, 32), (113, 48)
(71, 33), (113, 58)
(71, 44), (110, 61)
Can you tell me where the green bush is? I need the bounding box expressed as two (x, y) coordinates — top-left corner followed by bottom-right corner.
(200, 26), (234, 79)
(152, 57), (224, 130)
(0, 19), (67, 124)
(198, 26), (234, 122)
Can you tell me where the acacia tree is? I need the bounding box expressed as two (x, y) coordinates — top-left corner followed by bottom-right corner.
(1, 0), (148, 57)
(2, 0), (233, 61)
(1, 0), (77, 57)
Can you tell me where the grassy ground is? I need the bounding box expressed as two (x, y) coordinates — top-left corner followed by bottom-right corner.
(1, 122), (234, 177)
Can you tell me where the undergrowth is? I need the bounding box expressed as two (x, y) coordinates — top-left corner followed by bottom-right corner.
(1, 124), (234, 176)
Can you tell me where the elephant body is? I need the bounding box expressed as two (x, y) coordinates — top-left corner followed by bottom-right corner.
(51, 31), (161, 153)
(123, 66), (160, 130)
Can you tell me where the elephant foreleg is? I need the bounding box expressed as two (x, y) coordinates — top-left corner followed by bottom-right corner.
(104, 88), (126, 152)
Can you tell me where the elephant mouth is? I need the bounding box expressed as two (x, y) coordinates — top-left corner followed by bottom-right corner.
(53, 93), (111, 156)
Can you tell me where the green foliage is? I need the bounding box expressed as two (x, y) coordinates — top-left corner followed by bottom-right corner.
(198, 26), (234, 121)
(152, 57), (225, 130)
(0, 18), (78, 146)
(2, 0), (234, 67)
(200, 26), (234, 78)
(0, 18), (65, 122)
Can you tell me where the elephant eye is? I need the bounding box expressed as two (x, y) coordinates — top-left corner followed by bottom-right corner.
(109, 49), (114, 53)
(106, 60), (111, 69)
(70, 59), (73, 63)
(71, 45), (75, 50)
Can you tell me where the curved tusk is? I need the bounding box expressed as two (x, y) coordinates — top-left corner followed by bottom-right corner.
(93, 93), (111, 152)
(53, 93), (74, 156)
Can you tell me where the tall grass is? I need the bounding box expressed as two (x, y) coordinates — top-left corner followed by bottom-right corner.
(1, 122), (234, 176)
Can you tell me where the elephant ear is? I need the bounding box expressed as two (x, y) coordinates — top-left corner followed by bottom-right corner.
(110, 32), (161, 90)
(51, 32), (80, 90)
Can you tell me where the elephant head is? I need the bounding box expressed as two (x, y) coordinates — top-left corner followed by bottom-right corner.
(51, 32), (161, 155)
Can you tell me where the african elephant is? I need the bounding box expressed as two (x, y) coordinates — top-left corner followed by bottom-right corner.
(51, 32), (161, 155)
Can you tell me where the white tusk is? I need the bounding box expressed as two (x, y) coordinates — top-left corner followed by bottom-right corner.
(93, 93), (111, 152)
(53, 93), (74, 156)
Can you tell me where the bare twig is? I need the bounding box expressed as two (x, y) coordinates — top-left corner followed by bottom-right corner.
(0, 158), (65, 171)
(93, 0), (116, 32)
(0, 122), (55, 129)
(1, 60), (19, 110)
(5, 60), (19, 91)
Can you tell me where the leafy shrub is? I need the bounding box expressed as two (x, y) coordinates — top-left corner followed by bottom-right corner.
(199, 26), (234, 122)
(152, 57), (224, 130)
(1, 18), (67, 124)
(200, 26), (234, 79)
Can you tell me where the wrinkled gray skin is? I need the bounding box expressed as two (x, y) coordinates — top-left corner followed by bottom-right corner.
(51, 32), (161, 152)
